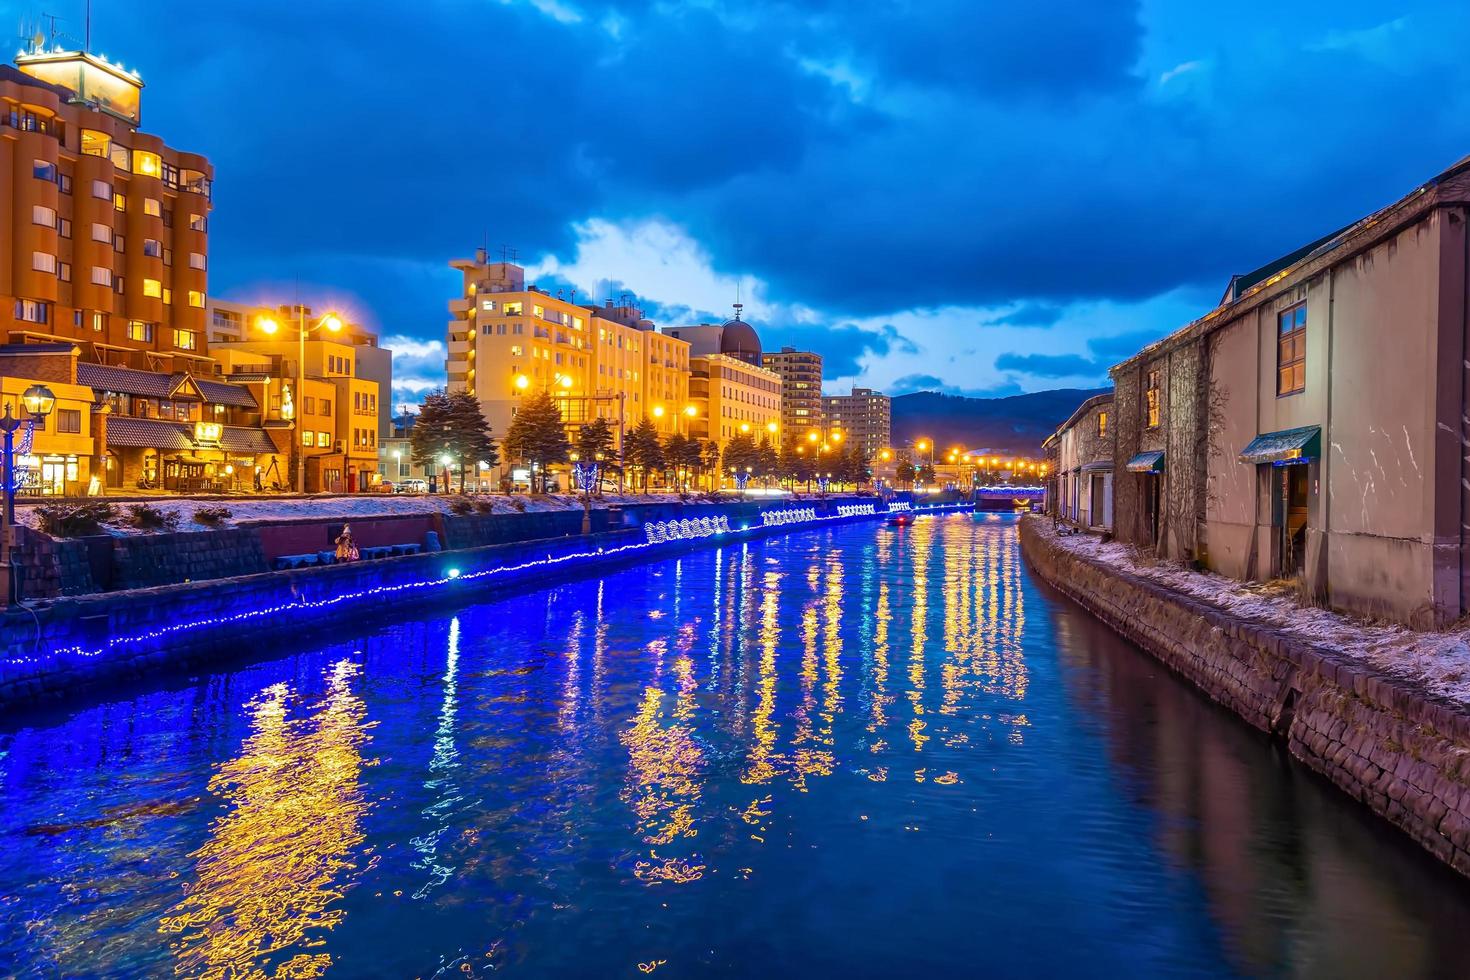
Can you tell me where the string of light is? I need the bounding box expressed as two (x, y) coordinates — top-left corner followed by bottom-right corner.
(2, 501), (973, 674)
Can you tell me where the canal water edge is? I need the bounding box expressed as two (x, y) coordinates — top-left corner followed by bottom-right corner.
(1020, 514), (1470, 879)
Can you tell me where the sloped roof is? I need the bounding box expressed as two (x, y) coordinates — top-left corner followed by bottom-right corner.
(195, 378), (257, 408)
(104, 416), (194, 450)
(218, 426), (276, 452)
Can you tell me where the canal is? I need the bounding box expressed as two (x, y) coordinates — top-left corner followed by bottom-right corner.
(3, 513), (1470, 977)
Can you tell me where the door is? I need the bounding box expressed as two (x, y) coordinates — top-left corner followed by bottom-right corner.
(1279, 464), (1309, 576)
(1089, 475), (1106, 527)
(38, 461), (66, 496)
(1144, 473), (1161, 545)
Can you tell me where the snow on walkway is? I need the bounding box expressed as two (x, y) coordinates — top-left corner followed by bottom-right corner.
(1041, 521), (1470, 707)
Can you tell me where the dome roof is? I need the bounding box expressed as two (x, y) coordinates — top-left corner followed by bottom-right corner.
(720, 317), (762, 366)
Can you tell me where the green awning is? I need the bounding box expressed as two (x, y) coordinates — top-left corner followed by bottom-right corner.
(1239, 425), (1320, 465)
(1125, 451), (1165, 473)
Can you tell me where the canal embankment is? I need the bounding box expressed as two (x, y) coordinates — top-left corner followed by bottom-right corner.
(0, 497), (970, 709)
(1020, 514), (1470, 878)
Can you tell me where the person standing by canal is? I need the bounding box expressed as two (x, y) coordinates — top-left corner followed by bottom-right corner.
(334, 524), (360, 562)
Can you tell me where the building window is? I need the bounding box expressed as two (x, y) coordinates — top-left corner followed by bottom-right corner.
(92, 179), (111, 200)
(135, 151), (161, 178)
(188, 213), (207, 232)
(302, 431), (315, 447)
(143, 238), (162, 258)
(174, 329), (198, 351)
(33, 159), (56, 181)
(58, 218), (71, 238)
(303, 396), (316, 414)
(143, 278), (163, 298)
(318, 430), (331, 447)
(1277, 303), (1307, 396)
(1097, 411), (1108, 437)
(187, 290), (205, 308)
(32, 252), (57, 274)
(1145, 369), (1160, 428)
(127, 320), (154, 342)
(15, 299), (49, 324)
(113, 192), (126, 212)
(32, 205), (55, 227)
(88, 312), (107, 333)
(56, 409), (81, 434)
(91, 222), (111, 243)
(162, 288), (173, 305)
(90, 263), (115, 285)
(321, 400), (331, 417)
(189, 252), (206, 270)
(58, 262), (71, 283)
(144, 198), (161, 217)
(163, 248), (173, 267)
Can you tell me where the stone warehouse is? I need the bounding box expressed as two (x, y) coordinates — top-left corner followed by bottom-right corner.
(1110, 155), (1470, 627)
(1049, 391), (1114, 530)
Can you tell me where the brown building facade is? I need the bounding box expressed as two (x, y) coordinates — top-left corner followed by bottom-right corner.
(1110, 156), (1470, 627)
(2, 50), (212, 371)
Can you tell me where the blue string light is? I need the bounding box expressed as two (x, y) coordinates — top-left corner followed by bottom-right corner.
(1, 502), (976, 676)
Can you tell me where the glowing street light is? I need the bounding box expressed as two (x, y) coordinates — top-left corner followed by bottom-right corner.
(255, 307), (346, 493)
(514, 374), (531, 390)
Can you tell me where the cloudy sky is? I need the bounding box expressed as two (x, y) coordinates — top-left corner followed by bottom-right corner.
(73, 1), (1470, 405)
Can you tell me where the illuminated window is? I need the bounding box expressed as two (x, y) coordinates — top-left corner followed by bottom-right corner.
(14, 299), (48, 324)
(109, 143), (131, 171)
(1145, 369), (1160, 428)
(88, 312), (107, 332)
(134, 151), (161, 177)
(143, 278), (162, 298)
(302, 430), (315, 447)
(318, 430), (331, 446)
(127, 320), (154, 342)
(174, 329), (197, 351)
(533, 305), (545, 318)
(504, 302), (522, 315)
(188, 213), (207, 232)
(32, 205), (55, 227)
(144, 198), (161, 217)
(1277, 303), (1306, 396)
(1097, 411), (1108, 437)
(90, 267), (113, 287)
(113, 192), (126, 212)
(31, 252), (56, 274)
(187, 291), (205, 308)
(162, 288), (172, 305)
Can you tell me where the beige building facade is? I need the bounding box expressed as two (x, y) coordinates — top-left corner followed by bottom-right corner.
(762, 347), (822, 436)
(822, 387), (891, 461)
(1110, 156), (1470, 627)
(689, 354), (782, 447)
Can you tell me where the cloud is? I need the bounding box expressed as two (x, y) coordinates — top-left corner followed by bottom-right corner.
(1158, 60), (1204, 85)
(987, 302), (1068, 328)
(890, 373), (949, 395)
(993, 352), (1102, 379)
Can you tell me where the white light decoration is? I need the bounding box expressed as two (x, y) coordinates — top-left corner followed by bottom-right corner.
(643, 516), (731, 543)
(836, 504), (877, 518)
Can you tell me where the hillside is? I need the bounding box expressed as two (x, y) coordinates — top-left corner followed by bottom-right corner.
(891, 387), (1109, 456)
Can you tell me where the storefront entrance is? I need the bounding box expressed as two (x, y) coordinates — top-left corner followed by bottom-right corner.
(1276, 464), (1309, 577)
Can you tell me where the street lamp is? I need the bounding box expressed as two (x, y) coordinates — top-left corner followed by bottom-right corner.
(2, 384), (55, 604)
(256, 308), (344, 494)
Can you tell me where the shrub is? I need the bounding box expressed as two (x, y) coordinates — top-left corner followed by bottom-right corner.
(510, 498), (527, 513)
(448, 497), (474, 515)
(35, 502), (116, 538)
(473, 498), (495, 514)
(125, 503), (180, 531)
(194, 505), (233, 527)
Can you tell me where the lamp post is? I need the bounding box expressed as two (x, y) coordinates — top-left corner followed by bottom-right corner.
(2, 384), (55, 605)
(255, 308), (343, 494)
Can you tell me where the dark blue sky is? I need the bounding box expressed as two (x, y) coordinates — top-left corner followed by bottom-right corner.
(61, 0), (1470, 403)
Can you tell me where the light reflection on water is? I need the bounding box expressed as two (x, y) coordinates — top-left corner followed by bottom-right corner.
(1, 514), (1469, 977)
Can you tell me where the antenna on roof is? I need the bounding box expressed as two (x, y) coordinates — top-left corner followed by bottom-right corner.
(733, 280), (743, 321)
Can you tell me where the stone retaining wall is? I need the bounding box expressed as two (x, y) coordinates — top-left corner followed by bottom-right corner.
(1019, 515), (1470, 878)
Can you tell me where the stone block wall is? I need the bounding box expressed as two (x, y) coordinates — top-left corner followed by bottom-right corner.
(1020, 516), (1470, 878)
(111, 528), (270, 589)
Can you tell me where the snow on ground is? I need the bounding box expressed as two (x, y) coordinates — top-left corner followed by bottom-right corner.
(1041, 520), (1470, 707)
(15, 492), (704, 535)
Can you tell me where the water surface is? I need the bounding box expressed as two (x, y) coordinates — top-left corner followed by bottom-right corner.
(2, 514), (1469, 977)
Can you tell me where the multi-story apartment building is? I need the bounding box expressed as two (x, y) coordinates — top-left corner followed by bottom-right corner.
(762, 347), (823, 437)
(688, 354), (782, 447)
(2, 47), (212, 371)
(212, 308), (382, 492)
(445, 252), (691, 456)
(821, 387), (892, 461)
(208, 299), (393, 442)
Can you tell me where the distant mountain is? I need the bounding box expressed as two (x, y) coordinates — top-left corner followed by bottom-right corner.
(890, 387), (1109, 456)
